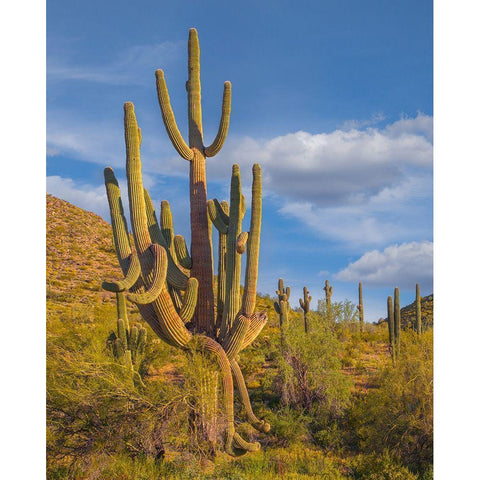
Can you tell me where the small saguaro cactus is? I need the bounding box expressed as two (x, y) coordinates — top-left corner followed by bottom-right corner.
(324, 280), (333, 320)
(274, 278), (291, 327)
(108, 292), (147, 386)
(416, 283), (422, 335)
(299, 286), (312, 333)
(387, 295), (395, 364)
(357, 282), (364, 332)
(394, 287), (401, 358)
(101, 29), (270, 456)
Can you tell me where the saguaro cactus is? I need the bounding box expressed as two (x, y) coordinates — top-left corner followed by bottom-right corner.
(108, 292), (147, 386)
(101, 29), (269, 456)
(416, 283), (422, 334)
(387, 295), (395, 364)
(357, 282), (364, 332)
(274, 278), (291, 327)
(394, 287), (401, 358)
(299, 286), (312, 333)
(324, 280), (333, 320)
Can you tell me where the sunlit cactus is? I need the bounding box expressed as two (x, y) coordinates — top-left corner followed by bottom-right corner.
(357, 282), (364, 332)
(387, 295), (395, 364)
(416, 283), (422, 335)
(324, 280), (333, 320)
(299, 286), (312, 333)
(274, 278), (291, 328)
(108, 292), (147, 386)
(394, 287), (401, 358)
(101, 28), (269, 456)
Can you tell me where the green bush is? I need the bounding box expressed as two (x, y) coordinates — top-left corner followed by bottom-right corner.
(349, 330), (433, 474)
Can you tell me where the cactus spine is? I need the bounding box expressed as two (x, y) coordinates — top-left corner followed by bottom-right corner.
(274, 279), (291, 328)
(299, 286), (312, 333)
(324, 280), (333, 320)
(101, 29), (269, 456)
(394, 287), (401, 358)
(416, 283), (422, 334)
(357, 282), (364, 332)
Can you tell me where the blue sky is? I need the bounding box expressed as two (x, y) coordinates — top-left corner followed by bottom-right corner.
(47, 0), (433, 322)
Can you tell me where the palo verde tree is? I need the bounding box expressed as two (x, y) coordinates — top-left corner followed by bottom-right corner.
(101, 28), (269, 456)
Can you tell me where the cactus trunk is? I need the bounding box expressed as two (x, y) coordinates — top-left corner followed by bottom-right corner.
(357, 282), (364, 332)
(416, 283), (422, 334)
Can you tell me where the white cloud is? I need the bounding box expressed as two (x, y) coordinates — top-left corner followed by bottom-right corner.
(334, 241), (433, 289)
(217, 113), (432, 207)
(47, 176), (109, 220)
(48, 42), (183, 86)
(47, 112), (432, 248)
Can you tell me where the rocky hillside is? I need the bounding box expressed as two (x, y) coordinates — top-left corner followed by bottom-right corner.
(401, 294), (434, 329)
(46, 194), (122, 321)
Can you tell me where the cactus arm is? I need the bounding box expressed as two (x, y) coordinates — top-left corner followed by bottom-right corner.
(207, 199), (229, 234)
(126, 244), (167, 305)
(241, 164), (262, 315)
(240, 311), (268, 350)
(155, 69), (193, 160)
(143, 189), (189, 290)
(236, 232), (248, 254)
(102, 253), (141, 292)
(215, 201), (229, 331)
(179, 278), (199, 323)
(104, 167), (134, 268)
(125, 102), (152, 255)
(160, 200), (177, 261)
(174, 235), (192, 270)
(222, 315), (250, 359)
(204, 81), (231, 157)
(215, 198), (230, 225)
(221, 165), (243, 339)
(230, 358), (270, 433)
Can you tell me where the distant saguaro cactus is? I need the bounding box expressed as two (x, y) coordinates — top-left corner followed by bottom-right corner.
(416, 283), (422, 335)
(324, 280), (333, 320)
(274, 278), (291, 328)
(394, 287), (401, 358)
(387, 295), (395, 364)
(101, 29), (269, 456)
(357, 282), (364, 332)
(299, 286), (312, 333)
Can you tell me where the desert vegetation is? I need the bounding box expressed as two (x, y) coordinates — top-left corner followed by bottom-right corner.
(46, 27), (433, 479)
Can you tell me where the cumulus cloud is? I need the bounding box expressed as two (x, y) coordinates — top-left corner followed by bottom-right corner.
(334, 241), (433, 289)
(217, 113), (432, 207)
(47, 111), (432, 248)
(48, 42), (183, 86)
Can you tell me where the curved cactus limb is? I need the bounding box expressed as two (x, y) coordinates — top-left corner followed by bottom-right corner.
(204, 81), (232, 157)
(174, 235), (192, 270)
(230, 358), (270, 433)
(155, 69), (193, 161)
(179, 278), (199, 323)
(126, 244), (167, 305)
(102, 253), (141, 292)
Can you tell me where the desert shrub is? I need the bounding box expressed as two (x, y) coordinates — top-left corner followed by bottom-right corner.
(349, 451), (419, 479)
(349, 329), (433, 474)
(263, 314), (353, 450)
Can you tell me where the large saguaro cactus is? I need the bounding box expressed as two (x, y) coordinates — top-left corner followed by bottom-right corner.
(101, 29), (269, 456)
